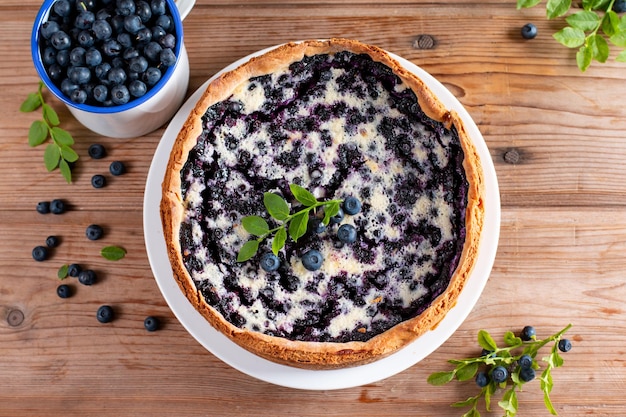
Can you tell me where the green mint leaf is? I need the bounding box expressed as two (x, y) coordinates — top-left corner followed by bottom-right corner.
(616, 49), (626, 62)
(60, 145), (79, 163)
(28, 120), (48, 147)
(242, 215), (270, 236)
(42, 103), (60, 126)
(504, 330), (522, 346)
(43, 144), (61, 171)
(426, 371), (455, 386)
(272, 227), (287, 255)
(455, 362), (478, 381)
(601, 11), (620, 36)
(566, 10), (600, 31)
(289, 183), (318, 207)
(59, 159), (72, 183)
(589, 34), (609, 62)
(546, 0), (572, 19)
(51, 127), (74, 146)
(553, 26), (586, 47)
(517, 0), (542, 8)
(577, 45), (593, 71)
(477, 329), (498, 351)
(263, 192), (290, 221)
(101, 245), (127, 261)
(237, 240), (259, 262)
(20, 92), (42, 112)
(288, 211), (308, 242)
(609, 30), (626, 47)
(322, 201), (340, 225)
(57, 264), (69, 280)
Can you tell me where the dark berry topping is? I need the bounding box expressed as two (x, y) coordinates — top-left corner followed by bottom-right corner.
(32, 246), (49, 262)
(88, 143), (106, 159)
(558, 338), (572, 353)
(36, 201), (51, 214)
(109, 161), (126, 176)
(96, 305), (114, 323)
(309, 217), (326, 234)
(78, 269), (97, 286)
(46, 236), (60, 248)
(301, 249), (323, 271)
(337, 224), (357, 244)
(342, 196), (362, 215)
(260, 253), (280, 272)
(57, 284), (72, 298)
(86, 224), (104, 240)
(520, 325), (536, 341)
(521, 23), (537, 40)
(144, 316), (160, 331)
(50, 199), (66, 214)
(91, 174), (107, 188)
(475, 371), (489, 387)
(329, 207), (344, 224)
(491, 366), (508, 384)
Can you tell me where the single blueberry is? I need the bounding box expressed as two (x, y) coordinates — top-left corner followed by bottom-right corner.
(558, 338), (572, 353)
(93, 84), (109, 102)
(36, 201), (50, 214)
(475, 371), (489, 388)
(613, 0), (626, 13)
(110, 14), (125, 33)
(40, 20), (61, 39)
(77, 30), (95, 48)
(86, 224), (104, 240)
(68, 263), (82, 277)
(69, 47), (87, 67)
(32, 246), (48, 262)
(519, 367), (536, 382)
(61, 79), (79, 97)
(309, 217), (326, 234)
(92, 19), (113, 40)
(144, 41), (163, 61)
(520, 325), (536, 341)
(116, 0), (136, 16)
(85, 48), (102, 67)
(46, 236), (60, 248)
(95, 62), (112, 80)
(144, 316), (160, 331)
(135, 27), (152, 43)
(42, 47), (57, 66)
(155, 14), (172, 31)
(342, 196), (362, 215)
(74, 11), (95, 30)
(521, 23), (537, 40)
(95, 8), (112, 21)
(96, 305), (114, 323)
(301, 249), (323, 271)
(151, 0), (166, 16)
(107, 67), (127, 85)
(68, 66), (92, 85)
(88, 143), (106, 159)
(136, 1), (153, 22)
(151, 25), (166, 41)
(260, 253), (280, 272)
(124, 14), (143, 34)
(102, 39), (122, 57)
(117, 32), (133, 48)
(70, 89), (88, 104)
(329, 207), (344, 224)
(48, 64), (64, 81)
(109, 161), (126, 175)
(158, 33), (176, 49)
(57, 284), (72, 299)
(143, 67), (161, 86)
(78, 269), (97, 286)
(128, 79), (147, 97)
(111, 84), (130, 105)
(91, 174), (106, 188)
(518, 354), (533, 369)
(337, 223), (357, 244)
(53, 0), (72, 17)
(491, 366), (508, 384)
(50, 199), (66, 214)
(159, 48), (176, 66)
(50, 31), (72, 50)
(56, 49), (70, 67)
(129, 56), (148, 73)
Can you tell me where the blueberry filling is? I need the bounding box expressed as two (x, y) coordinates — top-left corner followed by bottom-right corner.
(178, 51), (469, 343)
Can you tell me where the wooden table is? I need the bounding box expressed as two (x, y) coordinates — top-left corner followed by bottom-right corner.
(2, 1), (625, 415)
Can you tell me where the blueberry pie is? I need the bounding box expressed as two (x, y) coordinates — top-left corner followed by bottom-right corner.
(161, 39), (484, 368)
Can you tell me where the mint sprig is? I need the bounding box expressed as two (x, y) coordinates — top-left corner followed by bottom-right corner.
(237, 184), (342, 262)
(428, 324), (572, 417)
(20, 81), (78, 183)
(517, 0), (626, 71)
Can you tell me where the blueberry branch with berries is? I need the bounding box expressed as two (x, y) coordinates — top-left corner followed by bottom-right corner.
(20, 81), (78, 183)
(428, 324), (573, 417)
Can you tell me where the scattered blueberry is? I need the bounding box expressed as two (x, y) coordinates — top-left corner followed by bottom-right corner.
(57, 284), (72, 298)
(144, 316), (160, 331)
(96, 305), (114, 323)
(88, 143), (106, 159)
(260, 252), (280, 272)
(68, 263), (82, 277)
(301, 249), (323, 271)
(342, 196), (362, 215)
(309, 217), (326, 234)
(337, 224), (357, 244)
(78, 269), (97, 285)
(558, 338), (572, 353)
(50, 199), (66, 214)
(475, 371), (489, 387)
(491, 365), (509, 384)
(46, 236), (60, 248)
(613, 0), (626, 13)
(518, 354), (533, 369)
(521, 23), (538, 40)
(520, 325), (536, 341)
(519, 367), (536, 382)
(32, 246), (49, 262)
(109, 161), (126, 176)
(91, 174), (106, 188)
(86, 224), (104, 240)
(36, 201), (51, 214)
(329, 207), (344, 224)
(481, 348), (495, 358)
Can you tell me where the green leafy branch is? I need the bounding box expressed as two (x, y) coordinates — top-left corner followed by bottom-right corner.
(428, 324), (572, 417)
(20, 81), (78, 183)
(517, 0), (626, 71)
(237, 184), (342, 262)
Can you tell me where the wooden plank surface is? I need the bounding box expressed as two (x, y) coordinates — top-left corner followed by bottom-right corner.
(1, 1), (625, 416)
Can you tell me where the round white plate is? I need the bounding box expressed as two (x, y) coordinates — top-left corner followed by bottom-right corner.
(143, 45), (500, 390)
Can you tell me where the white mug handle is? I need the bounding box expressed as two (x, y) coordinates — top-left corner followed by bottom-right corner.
(174, 0), (196, 21)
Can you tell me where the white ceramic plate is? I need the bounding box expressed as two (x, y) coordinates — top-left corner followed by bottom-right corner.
(143, 45), (500, 390)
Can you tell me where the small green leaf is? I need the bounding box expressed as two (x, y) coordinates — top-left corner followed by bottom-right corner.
(20, 92), (42, 112)
(288, 211), (308, 242)
(477, 329), (498, 351)
(601, 11), (620, 37)
(43, 144), (61, 171)
(42, 103), (60, 126)
(427, 371), (455, 386)
(322, 201), (340, 225)
(456, 362), (479, 381)
(51, 127), (74, 146)
(60, 145), (79, 163)
(58, 264), (69, 280)
(615, 49), (626, 62)
(517, 0), (542, 8)
(583, 0), (610, 10)
(504, 331), (523, 347)
(566, 11), (600, 31)
(485, 381), (496, 411)
(577, 45), (593, 71)
(289, 183), (317, 206)
(101, 245), (127, 261)
(462, 409), (481, 417)
(552, 350), (565, 367)
(59, 159), (72, 183)
(546, 0), (572, 19)
(609, 30), (626, 47)
(589, 34), (610, 62)
(272, 227), (287, 255)
(242, 216), (270, 236)
(28, 120), (48, 147)
(553, 26), (586, 48)
(237, 240), (259, 262)
(498, 389), (518, 415)
(452, 396), (478, 408)
(263, 192), (290, 220)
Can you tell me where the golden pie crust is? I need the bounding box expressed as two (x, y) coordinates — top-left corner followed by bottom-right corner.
(161, 38), (484, 369)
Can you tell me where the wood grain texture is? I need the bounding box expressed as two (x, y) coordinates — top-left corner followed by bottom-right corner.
(1, 1), (625, 416)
